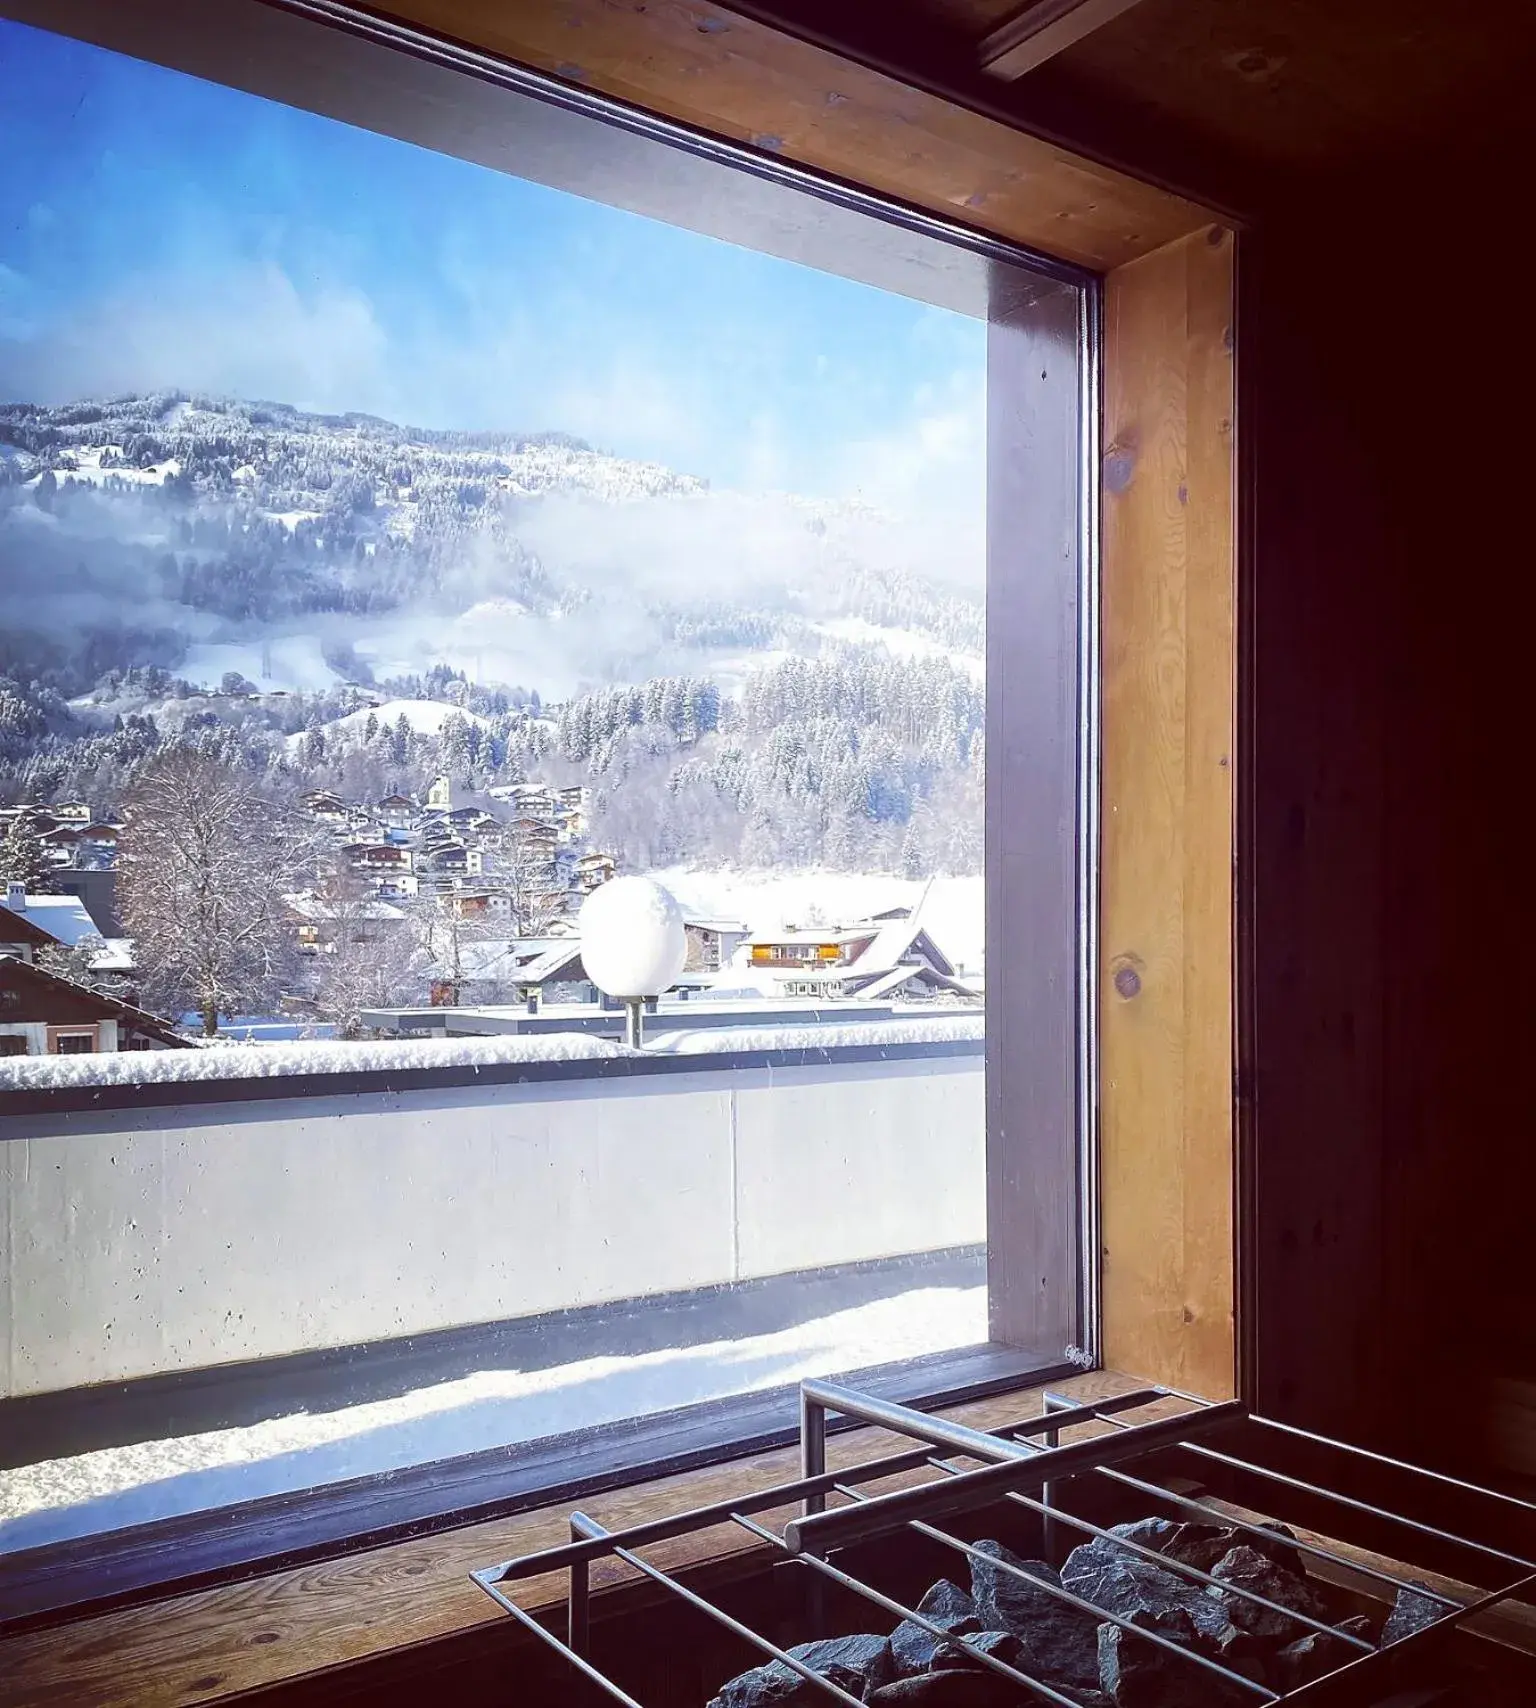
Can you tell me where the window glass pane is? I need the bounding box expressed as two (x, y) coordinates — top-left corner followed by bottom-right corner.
(0, 0), (1085, 1563)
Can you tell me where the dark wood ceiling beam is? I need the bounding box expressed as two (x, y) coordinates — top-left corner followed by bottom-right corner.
(979, 0), (1152, 80)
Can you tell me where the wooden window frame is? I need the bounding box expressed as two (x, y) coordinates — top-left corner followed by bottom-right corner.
(45, 1026), (99, 1056)
(0, 0), (1236, 1685)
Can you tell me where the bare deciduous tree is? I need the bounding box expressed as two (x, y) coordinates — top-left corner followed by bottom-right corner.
(305, 866), (425, 1036)
(402, 888), (501, 1006)
(34, 931), (133, 1001)
(498, 823), (566, 938)
(119, 751), (317, 1035)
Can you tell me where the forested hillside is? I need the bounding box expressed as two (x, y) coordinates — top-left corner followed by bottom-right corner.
(0, 391), (986, 875)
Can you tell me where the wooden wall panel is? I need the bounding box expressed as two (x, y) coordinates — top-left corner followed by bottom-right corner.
(371, 0), (1210, 271)
(1099, 226), (1236, 1398)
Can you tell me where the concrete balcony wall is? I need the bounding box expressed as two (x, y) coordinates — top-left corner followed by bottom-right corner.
(0, 1048), (983, 1399)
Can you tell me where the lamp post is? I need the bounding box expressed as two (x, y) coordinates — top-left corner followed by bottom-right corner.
(578, 876), (688, 1049)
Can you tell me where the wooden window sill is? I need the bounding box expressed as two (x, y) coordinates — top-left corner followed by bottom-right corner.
(0, 1371), (1155, 1708)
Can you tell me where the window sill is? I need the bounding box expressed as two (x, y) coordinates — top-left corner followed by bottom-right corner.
(0, 1340), (1066, 1635)
(0, 1368), (1154, 1707)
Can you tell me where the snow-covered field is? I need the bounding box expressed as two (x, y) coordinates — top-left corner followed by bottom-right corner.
(813, 617), (984, 682)
(655, 869), (985, 974)
(27, 444), (182, 489)
(327, 696), (491, 739)
(0, 1284), (984, 1552)
(181, 633), (343, 694)
(281, 695), (492, 753)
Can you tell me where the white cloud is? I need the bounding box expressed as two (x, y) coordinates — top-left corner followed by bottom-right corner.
(0, 262), (391, 414)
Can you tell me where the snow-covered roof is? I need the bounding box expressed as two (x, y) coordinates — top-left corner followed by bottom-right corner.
(2, 894), (100, 948)
(453, 939), (546, 982)
(0, 906), (61, 949)
(509, 941), (588, 986)
(89, 939), (138, 973)
(285, 892), (407, 923)
(846, 963), (978, 1002)
(0, 955), (189, 1047)
(835, 882), (955, 981)
(843, 920), (954, 982)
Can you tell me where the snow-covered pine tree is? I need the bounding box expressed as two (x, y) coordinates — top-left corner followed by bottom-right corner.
(0, 811), (60, 893)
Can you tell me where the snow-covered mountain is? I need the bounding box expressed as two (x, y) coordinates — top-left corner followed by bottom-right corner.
(0, 391), (982, 704)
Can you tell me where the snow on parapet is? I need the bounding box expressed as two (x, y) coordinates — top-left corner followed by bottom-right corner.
(0, 1032), (632, 1091)
(651, 1014), (984, 1056)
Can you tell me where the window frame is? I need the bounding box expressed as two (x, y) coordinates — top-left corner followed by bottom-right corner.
(0, 0), (1237, 1643)
(45, 1027), (98, 1056)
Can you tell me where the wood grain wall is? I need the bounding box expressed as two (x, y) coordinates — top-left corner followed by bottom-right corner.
(1099, 227), (1236, 1398)
(373, 0), (1209, 270)
(1244, 159), (1530, 1473)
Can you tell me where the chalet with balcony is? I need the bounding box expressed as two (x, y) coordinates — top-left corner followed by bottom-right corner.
(574, 850), (617, 891)
(285, 893), (408, 956)
(342, 841), (413, 874)
(452, 888), (513, 920)
(430, 843), (469, 876)
(746, 907), (977, 1002)
(0, 957), (190, 1056)
(301, 790), (349, 823)
(376, 793), (417, 830)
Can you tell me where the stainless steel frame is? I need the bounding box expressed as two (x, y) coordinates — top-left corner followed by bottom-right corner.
(472, 1380), (1536, 1705)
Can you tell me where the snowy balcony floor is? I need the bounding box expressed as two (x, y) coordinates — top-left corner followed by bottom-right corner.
(0, 1284), (985, 1554)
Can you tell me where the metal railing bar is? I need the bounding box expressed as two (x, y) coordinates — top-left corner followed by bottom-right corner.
(482, 1387), (1197, 1586)
(1074, 1461), (1466, 1610)
(728, 1511), (1084, 1708)
(568, 1516), (591, 1655)
(783, 1401), (1248, 1555)
(1169, 1440), (1536, 1575)
(800, 1377), (1170, 1461)
(919, 1458), (1375, 1652)
(1017, 1389), (1187, 1434)
(1091, 1412), (1536, 1573)
(468, 1567), (646, 1707)
(568, 1512), (865, 1708)
(485, 1393), (1158, 1585)
(1249, 1416), (1536, 1515)
(1281, 1569), (1536, 1706)
(1044, 1382), (1222, 1416)
(830, 1479), (1278, 1700)
(801, 1383), (827, 1519)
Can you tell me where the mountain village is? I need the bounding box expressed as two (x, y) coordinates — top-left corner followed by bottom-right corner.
(0, 768), (979, 1060)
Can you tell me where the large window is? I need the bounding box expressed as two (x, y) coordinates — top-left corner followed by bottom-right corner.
(0, 0), (1092, 1597)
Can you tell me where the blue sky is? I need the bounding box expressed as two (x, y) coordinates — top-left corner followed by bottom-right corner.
(0, 17), (985, 500)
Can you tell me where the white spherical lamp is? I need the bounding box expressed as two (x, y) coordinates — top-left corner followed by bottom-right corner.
(580, 877), (687, 1043)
